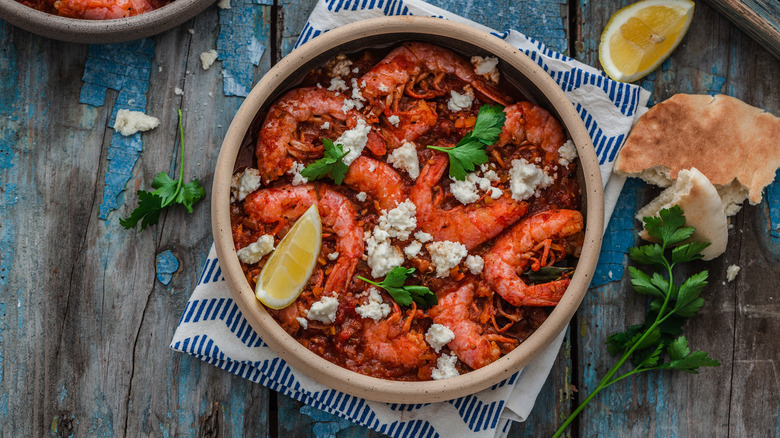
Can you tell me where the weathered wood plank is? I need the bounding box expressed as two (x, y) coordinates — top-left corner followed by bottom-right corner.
(702, 0), (780, 60)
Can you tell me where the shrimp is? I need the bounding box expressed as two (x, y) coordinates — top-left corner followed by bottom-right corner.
(256, 87), (384, 184)
(361, 42), (512, 109)
(343, 156), (408, 211)
(483, 209), (583, 307)
(360, 303), (432, 371)
(428, 283), (515, 370)
(498, 102), (567, 166)
(380, 99), (439, 150)
(410, 153), (528, 250)
(243, 184), (364, 294)
(51, 0), (167, 18)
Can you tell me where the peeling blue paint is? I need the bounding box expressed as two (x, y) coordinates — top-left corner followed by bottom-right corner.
(592, 178), (641, 287)
(59, 383), (68, 404)
(217, 0), (267, 97)
(703, 65), (726, 96)
(300, 404), (354, 438)
(79, 40), (156, 220)
(156, 250), (180, 285)
(766, 169), (780, 240)
(87, 388), (114, 438)
(0, 21), (19, 290)
(641, 72), (656, 107)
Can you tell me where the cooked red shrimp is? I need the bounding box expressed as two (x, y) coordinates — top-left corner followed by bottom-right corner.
(343, 156), (407, 211)
(410, 153), (528, 250)
(256, 87), (384, 184)
(52, 0), (167, 18)
(498, 102), (567, 166)
(483, 209), (583, 306)
(360, 303), (432, 371)
(360, 42), (512, 109)
(243, 184), (364, 294)
(428, 282), (514, 370)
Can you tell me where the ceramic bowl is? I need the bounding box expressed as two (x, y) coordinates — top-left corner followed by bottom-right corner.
(0, 0), (214, 43)
(212, 16), (604, 403)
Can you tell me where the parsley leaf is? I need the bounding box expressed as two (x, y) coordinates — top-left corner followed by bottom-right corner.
(427, 104), (505, 180)
(300, 138), (350, 185)
(121, 109), (206, 231)
(357, 266), (437, 308)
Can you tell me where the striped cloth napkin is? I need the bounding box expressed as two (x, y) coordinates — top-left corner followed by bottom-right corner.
(171, 1), (650, 437)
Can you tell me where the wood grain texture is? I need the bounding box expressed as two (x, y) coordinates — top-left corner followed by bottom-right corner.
(702, 0), (780, 60)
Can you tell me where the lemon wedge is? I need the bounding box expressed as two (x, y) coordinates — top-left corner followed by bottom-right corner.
(599, 0), (694, 82)
(255, 204), (322, 309)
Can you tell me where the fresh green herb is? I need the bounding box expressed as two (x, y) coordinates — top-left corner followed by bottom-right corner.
(300, 138), (350, 185)
(358, 266), (437, 308)
(427, 104), (506, 180)
(120, 109), (206, 231)
(524, 266), (574, 283)
(553, 206), (720, 437)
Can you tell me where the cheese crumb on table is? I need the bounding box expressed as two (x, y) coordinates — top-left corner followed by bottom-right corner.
(726, 265), (740, 282)
(427, 241), (468, 277)
(509, 158), (553, 201)
(355, 288), (391, 322)
(465, 255), (484, 275)
(236, 235), (275, 264)
(200, 50), (219, 70)
(217, 0), (230, 8)
(387, 141), (420, 179)
(431, 353), (460, 380)
(425, 324), (455, 352)
(113, 109), (160, 136)
(230, 168), (261, 202)
(307, 294), (339, 324)
(174, 87), (184, 96)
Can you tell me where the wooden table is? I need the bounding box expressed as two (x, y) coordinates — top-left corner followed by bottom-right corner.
(1, 0), (778, 436)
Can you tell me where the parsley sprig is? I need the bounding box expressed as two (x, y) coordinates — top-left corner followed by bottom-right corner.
(358, 266), (437, 308)
(120, 109), (206, 231)
(300, 138), (350, 185)
(553, 206), (720, 437)
(427, 104), (506, 180)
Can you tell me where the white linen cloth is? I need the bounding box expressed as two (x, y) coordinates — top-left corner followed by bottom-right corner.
(171, 1), (651, 436)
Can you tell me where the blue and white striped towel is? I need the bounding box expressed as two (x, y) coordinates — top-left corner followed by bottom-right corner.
(171, 1), (651, 437)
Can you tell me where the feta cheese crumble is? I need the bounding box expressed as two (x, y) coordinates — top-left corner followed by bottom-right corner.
(427, 241), (468, 277)
(558, 140), (578, 166)
(174, 87), (184, 96)
(425, 324), (455, 352)
(726, 265), (740, 282)
(327, 251), (339, 261)
(287, 162), (308, 186)
(327, 55), (353, 78)
(216, 0), (230, 8)
(450, 171), (503, 205)
(356, 191), (367, 202)
(355, 288), (391, 322)
(335, 119), (371, 165)
(365, 229), (405, 278)
(470, 56), (500, 83)
(327, 77), (348, 92)
(431, 353), (460, 380)
(307, 294), (339, 324)
(378, 200), (417, 240)
(387, 141), (420, 179)
(465, 255), (484, 275)
(236, 235), (275, 264)
(230, 168), (261, 202)
(387, 115), (400, 127)
(114, 109), (160, 136)
(200, 50), (219, 70)
(414, 231), (433, 243)
(296, 317), (308, 330)
(403, 240), (422, 258)
(447, 89), (474, 112)
(320, 121), (330, 130)
(508, 158), (553, 201)
(351, 78), (366, 103)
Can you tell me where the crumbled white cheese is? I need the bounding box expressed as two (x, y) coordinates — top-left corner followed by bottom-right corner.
(174, 87), (184, 96)
(113, 109), (160, 136)
(447, 89), (474, 112)
(352, 67), (359, 74)
(341, 97), (363, 112)
(427, 241), (468, 277)
(356, 191), (367, 202)
(431, 353), (460, 380)
(350, 78), (366, 102)
(230, 168), (261, 202)
(336, 118), (371, 165)
(508, 158), (553, 201)
(328, 55), (353, 78)
(365, 229), (405, 278)
(403, 240), (422, 258)
(327, 251), (339, 261)
(236, 235), (275, 264)
(471, 56), (500, 83)
(320, 121), (330, 130)
(558, 140), (578, 166)
(378, 83), (389, 92)
(217, 0), (230, 8)
(465, 255), (484, 275)
(726, 265), (740, 282)
(307, 294), (339, 324)
(200, 50), (219, 70)
(414, 231), (433, 243)
(388, 115), (400, 127)
(387, 142), (420, 179)
(368, 162), (376, 172)
(287, 161), (308, 186)
(327, 77), (348, 92)
(378, 199), (417, 240)
(355, 287), (391, 322)
(450, 170), (503, 205)
(296, 317), (308, 330)
(425, 324), (455, 352)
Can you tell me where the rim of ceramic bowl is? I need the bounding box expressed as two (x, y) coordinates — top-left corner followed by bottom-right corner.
(212, 16), (604, 403)
(0, 0), (215, 43)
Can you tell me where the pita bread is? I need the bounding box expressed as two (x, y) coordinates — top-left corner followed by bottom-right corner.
(615, 94), (780, 214)
(636, 168), (728, 260)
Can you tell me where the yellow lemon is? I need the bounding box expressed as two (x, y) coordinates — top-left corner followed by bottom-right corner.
(255, 204), (321, 309)
(599, 0), (695, 82)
